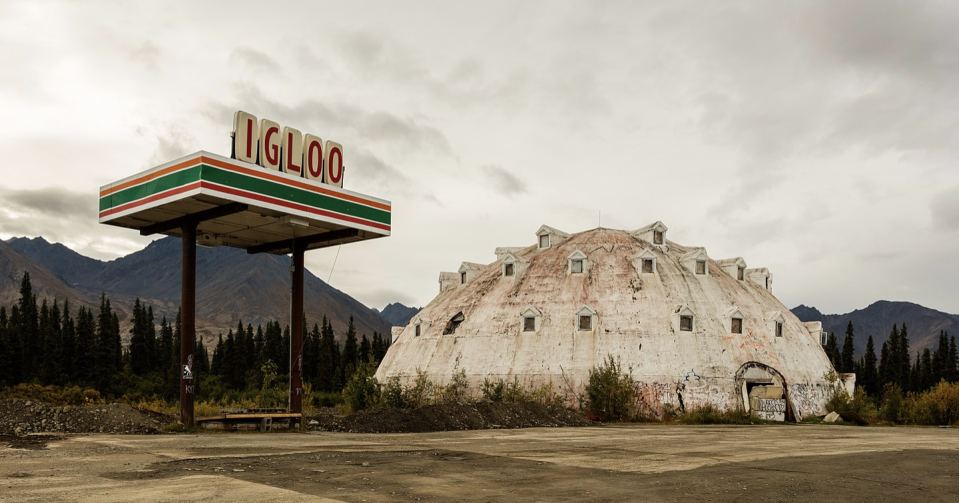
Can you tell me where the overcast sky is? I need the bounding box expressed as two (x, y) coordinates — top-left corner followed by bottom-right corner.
(2, 0), (958, 315)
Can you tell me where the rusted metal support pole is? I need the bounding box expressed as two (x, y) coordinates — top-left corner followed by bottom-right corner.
(180, 222), (197, 426)
(289, 243), (305, 423)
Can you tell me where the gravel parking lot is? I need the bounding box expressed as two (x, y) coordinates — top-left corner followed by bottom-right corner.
(2, 424), (958, 502)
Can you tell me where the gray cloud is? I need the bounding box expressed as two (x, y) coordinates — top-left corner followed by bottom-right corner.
(481, 165), (528, 198)
(230, 47), (282, 73)
(141, 124), (198, 166)
(218, 84), (452, 155)
(129, 41), (160, 70)
(931, 186), (959, 231)
(0, 187), (99, 246)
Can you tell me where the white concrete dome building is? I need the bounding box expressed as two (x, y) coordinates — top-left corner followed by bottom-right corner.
(376, 223), (842, 420)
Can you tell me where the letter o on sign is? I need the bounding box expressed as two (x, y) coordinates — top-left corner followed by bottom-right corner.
(304, 134), (324, 182)
(325, 141), (344, 187)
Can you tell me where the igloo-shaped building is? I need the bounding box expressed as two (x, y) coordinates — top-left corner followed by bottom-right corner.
(376, 223), (844, 420)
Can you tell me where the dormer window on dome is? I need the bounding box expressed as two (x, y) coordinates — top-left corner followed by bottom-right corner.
(458, 262), (483, 285)
(412, 316), (423, 337)
(438, 272), (459, 293)
(746, 268), (773, 292)
(681, 247), (709, 276)
(568, 250), (588, 275)
(766, 311), (786, 338)
(520, 305), (542, 333)
(716, 257), (747, 282)
(633, 249), (657, 275)
(535, 225), (570, 250)
(576, 305), (597, 331)
(631, 221), (668, 251)
(724, 307), (745, 334)
(673, 305), (696, 333)
(500, 252), (526, 278)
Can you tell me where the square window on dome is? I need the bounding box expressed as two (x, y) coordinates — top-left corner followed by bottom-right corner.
(731, 317), (743, 334)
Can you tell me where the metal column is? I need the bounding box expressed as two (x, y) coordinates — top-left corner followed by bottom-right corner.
(180, 222), (197, 426)
(289, 243), (305, 422)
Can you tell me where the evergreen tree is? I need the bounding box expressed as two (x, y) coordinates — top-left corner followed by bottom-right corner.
(8, 306), (23, 384)
(824, 332), (841, 370)
(304, 322), (320, 385)
(840, 321), (855, 373)
(897, 322), (911, 390)
(281, 324), (291, 375)
(94, 293), (119, 392)
(317, 316), (337, 392)
(0, 307), (9, 387)
(59, 300), (76, 385)
(74, 306), (96, 386)
(340, 316), (359, 384)
(949, 335), (959, 383)
(211, 333), (225, 376)
(932, 330), (948, 383)
(129, 299), (152, 374)
(158, 316), (173, 383)
(359, 333), (371, 363)
(39, 299), (57, 384)
(880, 325), (899, 387)
(920, 348), (933, 391)
(859, 335), (879, 396)
(17, 272), (39, 381)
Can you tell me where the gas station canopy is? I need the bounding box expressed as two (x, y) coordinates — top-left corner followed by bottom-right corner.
(98, 151), (391, 254)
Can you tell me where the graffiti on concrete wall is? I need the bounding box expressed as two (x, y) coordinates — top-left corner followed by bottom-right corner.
(788, 382), (831, 418)
(722, 328), (785, 366)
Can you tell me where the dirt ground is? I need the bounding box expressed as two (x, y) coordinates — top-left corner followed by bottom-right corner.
(2, 425), (958, 502)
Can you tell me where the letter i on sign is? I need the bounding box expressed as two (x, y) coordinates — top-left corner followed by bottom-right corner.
(303, 134), (324, 182)
(281, 127), (303, 176)
(232, 111), (259, 164)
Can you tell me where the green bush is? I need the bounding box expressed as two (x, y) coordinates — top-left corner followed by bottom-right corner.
(402, 369), (435, 409)
(342, 359), (380, 413)
(0, 383), (103, 406)
(584, 355), (636, 421)
(880, 383), (904, 423)
(440, 368), (470, 404)
(900, 381), (959, 426)
(481, 378), (505, 402)
(380, 377), (407, 409)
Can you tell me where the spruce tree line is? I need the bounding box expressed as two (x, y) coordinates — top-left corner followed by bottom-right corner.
(0, 271), (390, 401)
(823, 321), (958, 397)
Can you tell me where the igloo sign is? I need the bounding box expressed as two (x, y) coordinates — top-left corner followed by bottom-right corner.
(232, 110), (345, 187)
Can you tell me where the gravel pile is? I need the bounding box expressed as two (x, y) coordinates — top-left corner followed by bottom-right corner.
(0, 399), (168, 436)
(306, 402), (594, 433)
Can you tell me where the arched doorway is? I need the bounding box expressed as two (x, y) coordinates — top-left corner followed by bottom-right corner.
(734, 362), (793, 422)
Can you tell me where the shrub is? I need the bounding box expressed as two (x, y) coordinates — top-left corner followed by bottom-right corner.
(440, 368), (471, 404)
(900, 381), (959, 426)
(0, 383), (104, 406)
(402, 369), (435, 409)
(584, 355), (636, 421)
(481, 378), (505, 402)
(342, 359), (380, 413)
(380, 377), (407, 409)
(257, 360), (285, 409)
(879, 383), (904, 423)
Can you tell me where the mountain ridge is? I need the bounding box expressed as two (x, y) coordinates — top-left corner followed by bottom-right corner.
(4, 236), (391, 344)
(791, 300), (957, 358)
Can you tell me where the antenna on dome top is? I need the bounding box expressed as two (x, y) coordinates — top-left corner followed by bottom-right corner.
(598, 211), (601, 229)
